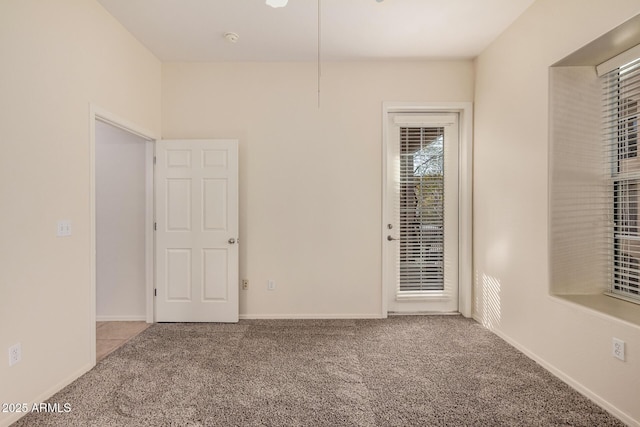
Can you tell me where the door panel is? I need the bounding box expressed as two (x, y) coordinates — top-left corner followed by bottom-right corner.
(166, 249), (191, 301)
(155, 139), (239, 322)
(203, 179), (227, 230)
(203, 249), (228, 300)
(385, 114), (459, 313)
(167, 179), (191, 230)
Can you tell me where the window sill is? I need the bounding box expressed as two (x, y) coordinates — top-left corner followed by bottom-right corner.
(551, 293), (640, 329)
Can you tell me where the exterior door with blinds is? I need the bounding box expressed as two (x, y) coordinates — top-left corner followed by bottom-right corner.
(385, 114), (459, 313)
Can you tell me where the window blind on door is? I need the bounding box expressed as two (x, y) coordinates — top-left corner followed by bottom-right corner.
(399, 126), (445, 292)
(604, 54), (640, 302)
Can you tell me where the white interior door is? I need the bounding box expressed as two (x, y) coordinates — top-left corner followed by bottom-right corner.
(155, 139), (239, 322)
(385, 114), (459, 313)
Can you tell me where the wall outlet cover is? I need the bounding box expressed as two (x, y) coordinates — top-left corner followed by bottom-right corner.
(612, 337), (625, 361)
(9, 343), (21, 366)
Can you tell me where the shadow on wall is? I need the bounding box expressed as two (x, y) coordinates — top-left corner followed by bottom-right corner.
(474, 270), (502, 330)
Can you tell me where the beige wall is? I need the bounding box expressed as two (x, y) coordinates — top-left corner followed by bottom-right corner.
(0, 1), (161, 425)
(162, 61), (474, 317)
(474, 0), (640, 424)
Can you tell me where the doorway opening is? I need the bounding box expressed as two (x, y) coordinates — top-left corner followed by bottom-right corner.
(96, 120), (150, 322)
(90, 106), (156, 364)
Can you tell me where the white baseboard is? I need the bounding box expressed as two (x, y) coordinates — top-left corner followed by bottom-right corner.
(239, 313), (383, 320)
(0, 361), (94, 427)
(473, 315), (638, 427)
(96, 315), (147, 322)
(388, 311), (461, 316)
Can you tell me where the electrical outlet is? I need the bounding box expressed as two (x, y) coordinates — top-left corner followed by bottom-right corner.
(9, 343), (21, 367)
(613, 338), (625, 361)
(267, 279), (276, 291)
(242, 279), (249, 290)
(57, 220), (72, 237)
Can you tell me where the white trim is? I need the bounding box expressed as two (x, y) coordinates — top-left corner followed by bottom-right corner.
(0, 362), (94, 427)
(458, 103), (474, 318)
(145, 141), (154, 324)
(96, 315), (148, 322)
(89, 104), (158, 368)
(596, 43), (640, 76)
(89, 114), (97, 366)
(474, 316), (639, 427)
(92, 105), (155, 141)
(394, 294), (453, 301)
(389, 311), (461, 316)
(393, 114), (457, 126)
(381, 106), (390, 319)
(381, 101), (473, 319)
(239, 313), (383, 320)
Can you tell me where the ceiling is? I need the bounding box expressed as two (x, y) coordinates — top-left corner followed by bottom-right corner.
(97, 0), (535, 62)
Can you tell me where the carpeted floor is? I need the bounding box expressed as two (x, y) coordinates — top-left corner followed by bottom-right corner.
(14, 316), (624, 426)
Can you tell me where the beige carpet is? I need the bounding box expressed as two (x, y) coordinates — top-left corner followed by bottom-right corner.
(14, 317), (624, 426)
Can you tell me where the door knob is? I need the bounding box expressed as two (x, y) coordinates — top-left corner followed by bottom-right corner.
(387, 235), (399, 241)
(228, 238), (236, 244)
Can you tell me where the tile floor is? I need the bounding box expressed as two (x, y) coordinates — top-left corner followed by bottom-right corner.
(96, 321), (150, 362)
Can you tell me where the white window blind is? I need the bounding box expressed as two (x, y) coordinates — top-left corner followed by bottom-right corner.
(549, 66), (608, 296)
(604, 54), (640, 302)
(399, 126), (445, 292)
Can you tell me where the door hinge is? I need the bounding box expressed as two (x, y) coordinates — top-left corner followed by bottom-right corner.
(153, 156), (157, 165)
(154, 222), (157, 231)
(154, 289), (157, 297)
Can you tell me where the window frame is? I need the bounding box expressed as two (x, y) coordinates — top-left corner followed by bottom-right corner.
(606, 60), (640, 303)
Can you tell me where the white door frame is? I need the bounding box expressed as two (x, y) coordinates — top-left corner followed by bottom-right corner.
(382, 101), (473, 318)
(89, 104), (157, 364)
